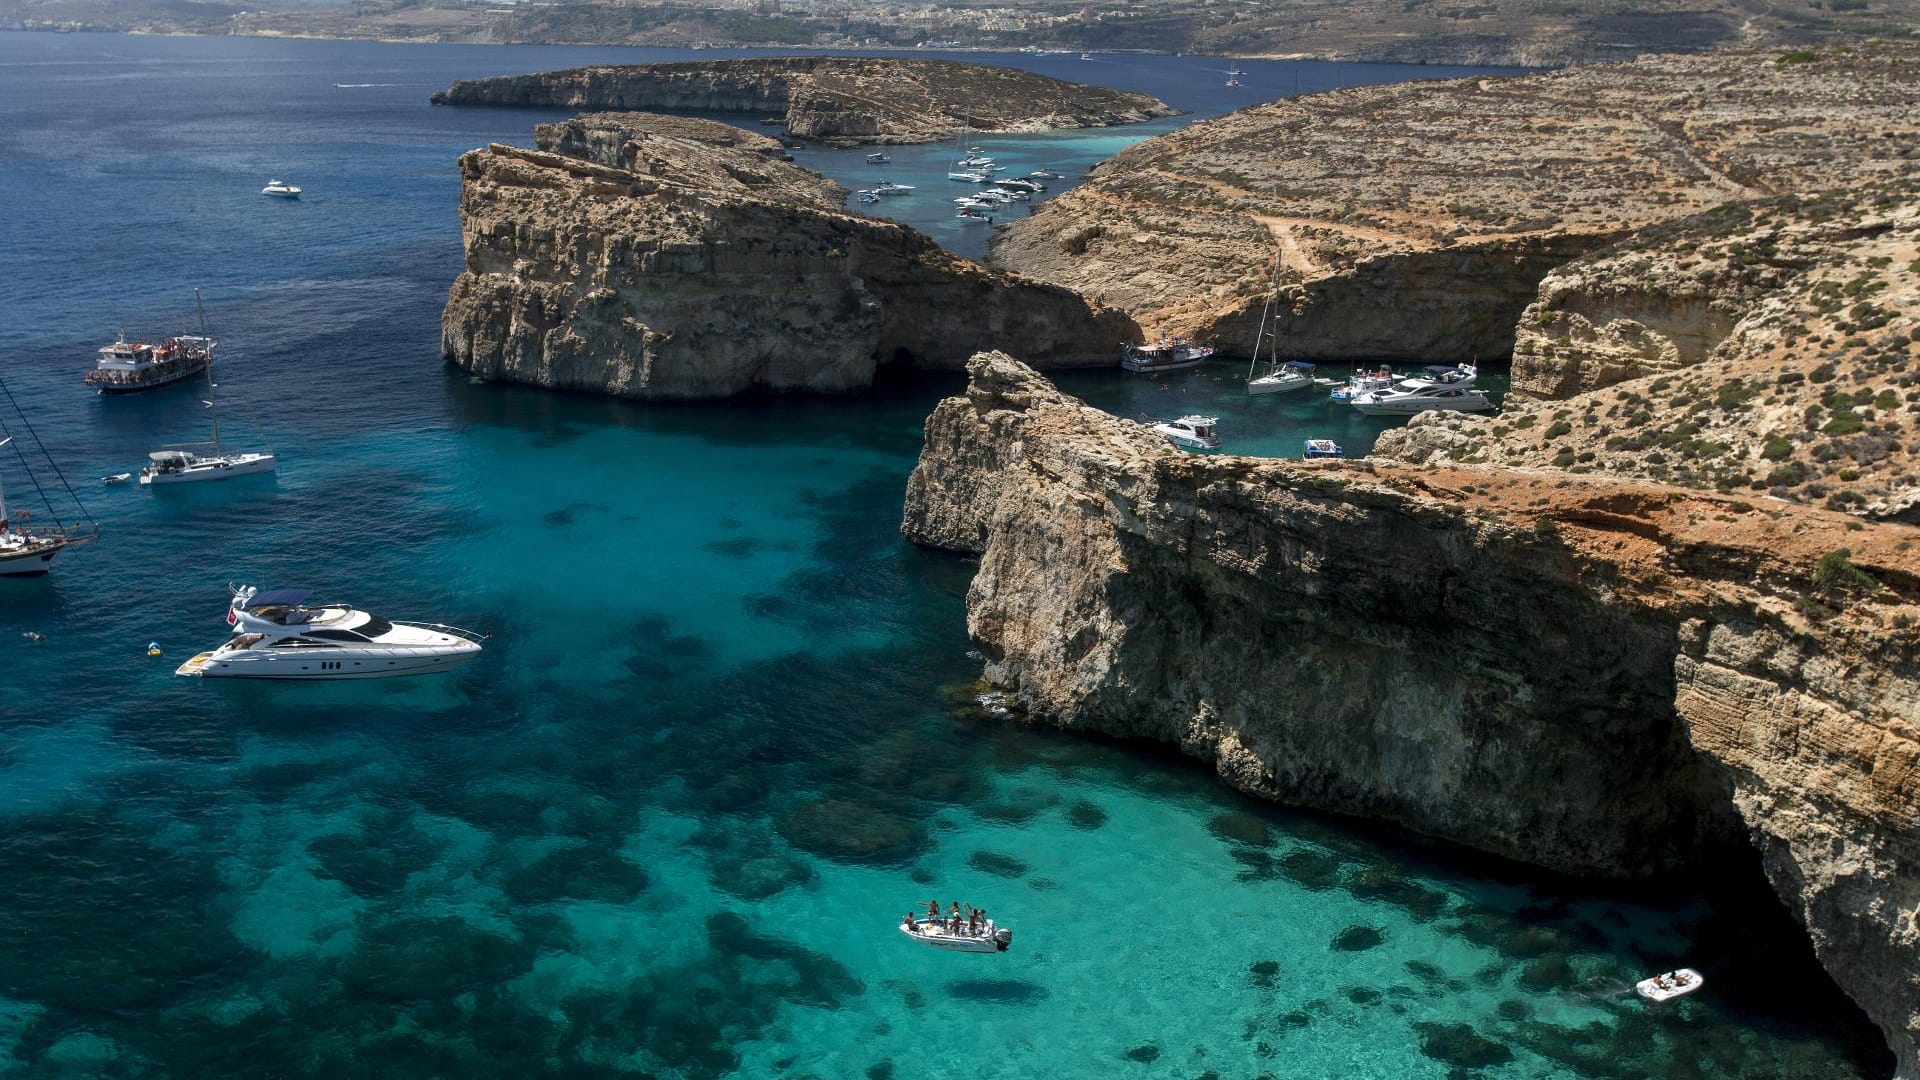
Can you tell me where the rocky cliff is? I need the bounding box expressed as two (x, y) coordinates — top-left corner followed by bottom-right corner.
(442, 112), (1135, 398)
(1378, 178), (1920, 522)
(988, 45), (1920, 360)
(904, 354), (1920, 1077)
(430, 57), (1176, 145)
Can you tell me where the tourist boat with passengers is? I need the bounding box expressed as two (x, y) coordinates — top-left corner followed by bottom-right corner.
(1350, 384), (1494, 415)
(1396, 362), (1478, 390)
(1121, 339), (1214, 374)
(1636, 968), (1704, 1003)
(261, 179), (301, 198)
(1303, 439), (1345, 459)
(1331, 367), (1398, 403)
(1148, 415), (1223, 451)
(84, 332), (213, 394)
(900, 914), (1013, 953)
(175, 585), (486, 680)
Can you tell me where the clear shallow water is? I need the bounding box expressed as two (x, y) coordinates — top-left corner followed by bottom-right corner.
(0, 31), (1892, 1079)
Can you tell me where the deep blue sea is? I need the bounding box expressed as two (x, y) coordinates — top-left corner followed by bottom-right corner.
(0, 31), (1891, 1079)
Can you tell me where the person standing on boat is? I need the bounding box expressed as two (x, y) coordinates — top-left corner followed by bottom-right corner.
(926, 900), (941, 920)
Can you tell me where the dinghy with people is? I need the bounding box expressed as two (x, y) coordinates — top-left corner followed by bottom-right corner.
(900, 903), (1013, 953)
(1635, 968), (1704, 1002)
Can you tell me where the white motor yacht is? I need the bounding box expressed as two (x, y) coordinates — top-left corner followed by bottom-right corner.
(1396, 362), (1477, 390)
(1149, 415), (1222, 451)
(175, 585), (485, 680)
(900, 916), (1013, 953)
(1249, 360), (1318, 396)
(865, 151), (892, 164)
(872, 180), (914, 195)
(261, 179), (302, 198)
(948, 170), (988, 182)
(1351, 385), (1494, 416)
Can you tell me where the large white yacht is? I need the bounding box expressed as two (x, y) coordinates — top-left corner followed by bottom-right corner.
(261, 179), (302, 198)
(175, 585), (485, 680)
(140, 448), (277, 485)
(1395, 362), (1478, 390)
(1351, 385), (1494, 416)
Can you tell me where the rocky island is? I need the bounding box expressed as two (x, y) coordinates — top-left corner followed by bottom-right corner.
(442, 111), (1134, 398)
(989, 46), (1920, 362)
(430, 57), (1177, 145)
(904, 352), (1919, 1077)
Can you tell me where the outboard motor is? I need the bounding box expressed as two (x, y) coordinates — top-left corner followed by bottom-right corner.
(993, 928), (1013, 952)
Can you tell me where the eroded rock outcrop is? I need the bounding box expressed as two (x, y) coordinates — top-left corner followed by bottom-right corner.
(905, 354), (1920, 1076)
(1378, 180), (1920, 521)
(442, 113), (1134, 398)
(431, 57), (1176, 145)
(989, 46), (1920, 361)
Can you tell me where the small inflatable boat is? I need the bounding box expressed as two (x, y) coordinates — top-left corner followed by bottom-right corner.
(102, 473), (131, 485)
(1636, 968), (1704, 1002)
(900, 917), (1012, 953)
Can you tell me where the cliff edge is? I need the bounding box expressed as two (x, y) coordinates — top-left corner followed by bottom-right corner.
(430, 57), (1177, 145)
(904, 353), (1920, 1076)
(988, 46), (1920, 362)
(442, 112), (1134, 398)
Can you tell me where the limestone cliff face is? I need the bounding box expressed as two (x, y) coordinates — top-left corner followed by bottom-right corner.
(989, 46), (1920, 359)
(442, 114), (1134, 399)
(430, 57), (1176, 145)
(905, 355), (1920, 1077)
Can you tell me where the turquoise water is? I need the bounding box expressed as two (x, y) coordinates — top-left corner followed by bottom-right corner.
(0, 31), (1893, 1078)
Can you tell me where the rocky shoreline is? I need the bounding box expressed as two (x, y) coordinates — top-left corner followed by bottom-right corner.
(442, 112), (1135, 398)
(430, 57), (1177, 145)
(903, 353), (1919, 1077)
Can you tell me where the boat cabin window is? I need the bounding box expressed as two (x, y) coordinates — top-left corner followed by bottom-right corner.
(305, 628), (371, 643)
(268, 637), (340, 648)
(358, 615), (394, 638)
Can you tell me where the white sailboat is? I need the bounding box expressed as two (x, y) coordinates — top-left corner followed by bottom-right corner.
(0, 379), (97, 576)
(140, 291), (277, 487)
(1247, 252), (1315, 395)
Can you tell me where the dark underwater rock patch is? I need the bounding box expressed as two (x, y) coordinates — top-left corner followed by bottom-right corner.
(706, 912), (864, 1008)
(967, 850), (1030, 878)
(341, 916), (537, 1003)
(946, 978), (1048, 1005)
(1412, 1022), (1514, 1071)
(777, 797), (922, 866)
(1231, 848), (1282, 883)
(1249, 959), (1281, 989)
(1123, 1043), (1160, 1063)
(1344, 867), (1450, 921)
(708, 851), (815, 901)
(974, 801), (1041, 825)
(1066, 801), (1108, 829)
(1332, 926), (1385, 952)
(1206, 811), (1274, 848)
(1518, 955), (1576, 993)
(1496, 999), (1533, 1022)
(702, 536), (764, 559)
(502, 842), (649, 905)
(1345, 986), (1383, 1006)
(1277, 849), (1345, 890)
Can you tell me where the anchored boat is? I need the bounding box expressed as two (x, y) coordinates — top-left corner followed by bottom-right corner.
(1121, 340), (1214, 374)
(1149, 415), (1222, 451)
(261, 179), (301, 198)
(1636, 968), (1704, 1003)
(175, 585), (485, 680)
(139, 291), (277, 486)
(900, 916), (1013, 953)
(84, 332), (213, 394)
(1303, 439), (1345, 459)
(1350, 384), (1494, 416)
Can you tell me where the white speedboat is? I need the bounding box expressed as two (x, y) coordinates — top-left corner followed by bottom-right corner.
(1351, 385), (1494, 416)
(872, 180), (914, 195)
(1331, 367), (1397, 402)
(1249, 360), (1317, 396)
(1028, 169), (1063, 180)
(175, 585), (485, 680)
(956, 155), (996, 168)
(1149, 415), (1222, 451)
(855, 190), (881, 204)
(900, 916), (1013, 953)
(948, 170), (988, 182)
(865, 151), (891, 164)
(1121, 340), (1214, 373)
(955, 208), (995, 223)
(1396, 362), (1477, 390)
(1636, 968), (1704, 1003)
(261, 179), (301, 198)
(1303, 439), (1345, 459)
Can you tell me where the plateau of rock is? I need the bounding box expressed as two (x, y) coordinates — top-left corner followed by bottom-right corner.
(989, 46), (1920, 364)
(430, 57), (1177, 145)
(441, 112), (1135, 398)
(903, 352), (1919, 1076)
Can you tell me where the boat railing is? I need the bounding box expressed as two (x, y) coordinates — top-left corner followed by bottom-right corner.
(393, 620), (489, 642)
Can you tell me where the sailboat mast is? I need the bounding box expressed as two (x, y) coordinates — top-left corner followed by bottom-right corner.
(0, 437), (10, 529)
(195, 288), (220, 455)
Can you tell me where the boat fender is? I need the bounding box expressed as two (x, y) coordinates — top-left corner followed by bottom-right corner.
(147, 641), (163, 657)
